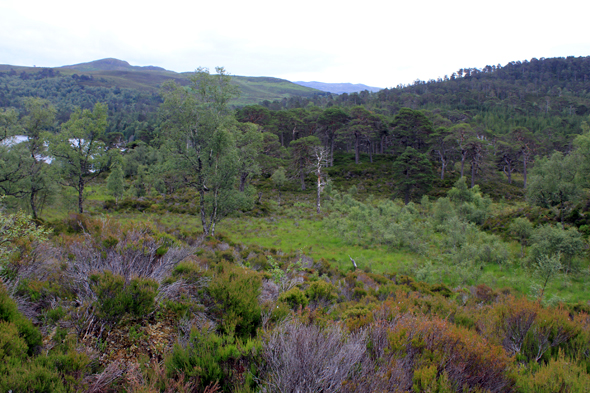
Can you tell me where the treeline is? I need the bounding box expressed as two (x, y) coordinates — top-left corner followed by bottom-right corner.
(4, 71), (590, 229)
(3, 56), (590, 145)
(265, 56), (590, 117)
(258, 56), (590, 143)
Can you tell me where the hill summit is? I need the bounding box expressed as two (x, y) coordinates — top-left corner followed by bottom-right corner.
(60, 58), (167, 72)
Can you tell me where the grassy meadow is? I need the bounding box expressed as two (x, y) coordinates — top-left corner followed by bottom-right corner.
(35, 160), (590, 306)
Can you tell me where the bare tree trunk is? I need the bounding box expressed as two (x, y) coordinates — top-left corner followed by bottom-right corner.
(313, 146), (327, 214)
(316, 173), (321, 214)
(460, 153), (466, 178)
(208, 190), (219, 236)
(239, 172), (248, 192)
(300, 169), (306, 191)
(438, 151), (446, 180)
(30, 191), (38, 220)
(200, 187), (208, 236)
(78, 176), (84, 214)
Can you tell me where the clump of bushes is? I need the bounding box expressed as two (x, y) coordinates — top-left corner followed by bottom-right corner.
(207, 262), (262, 338)
(0, 285), (90, 392)
(278, 287), (308, 309)
(90, 271), (158, 323)
(166, 327), (260, 391)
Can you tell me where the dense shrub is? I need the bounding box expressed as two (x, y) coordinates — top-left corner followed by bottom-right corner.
(529, 224), (586, 273)
(385, 314), (515, 392)
(0, 285), (89, 392)
(278, 287), (308, 309)
(208, 262), (262, 337)
(90, 271), (158, 323)
(305, 280), (338, 303)
(0, 284), (41, 353)
(517, 351), (590, 392)
(166, 328), (259, 392)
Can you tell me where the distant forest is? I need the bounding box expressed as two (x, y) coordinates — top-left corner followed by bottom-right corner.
(2, 56), (589, 145)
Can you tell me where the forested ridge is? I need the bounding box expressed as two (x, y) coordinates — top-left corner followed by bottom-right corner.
(2, 57), (590, 392)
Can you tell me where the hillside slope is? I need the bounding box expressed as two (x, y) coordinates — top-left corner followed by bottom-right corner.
(0, 58), (321, 106)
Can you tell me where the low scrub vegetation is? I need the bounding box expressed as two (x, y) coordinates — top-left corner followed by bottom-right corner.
(1, 204), (590, 392)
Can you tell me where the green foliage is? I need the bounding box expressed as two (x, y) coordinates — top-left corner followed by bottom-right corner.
(89, 271), (158, 323)
(235, 122), (263, 191)
(412, 366), (454, 393)
(392, 146), (435, 204)
(432, 197), (455, 226)
(289, 135), (321, 191)
(510, 217), (533, 258)
(517, 351), (590, 392)
(49, 102), (109, 213)
(271, 166), (287, 205)
(528, 224), (585, 273)
(527, 151), (581, 225)
(208, 262), (262, 337)
(573, 122), (590, 188)
(0, 284), (90, 392)
(278, 287), (308, 309)
(133, 165), (147, 197)
(166, 327), (259, 392)
(159, 68), (249, 236)
(15, 97), (57, 219)
(305, 280), (338, 303)
(447, 177), (491, 224)
(0, 107), (19, 142)
(106, 164), (125, 202)
(0, 204), (49, 267)
(0, 285), (42, 353)
(532, 253), (562, 302)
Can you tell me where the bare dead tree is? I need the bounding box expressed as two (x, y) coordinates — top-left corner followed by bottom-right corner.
(311, 145), (328, 214)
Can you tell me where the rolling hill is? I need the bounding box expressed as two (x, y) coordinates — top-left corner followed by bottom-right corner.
(0, 58), (322, 106)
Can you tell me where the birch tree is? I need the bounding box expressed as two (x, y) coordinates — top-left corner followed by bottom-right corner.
(49, 102), (109, 214)
(160, 67), (248, 236)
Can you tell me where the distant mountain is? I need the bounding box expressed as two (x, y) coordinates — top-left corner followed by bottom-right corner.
(60, 58), (168, 72)
(0, 58), (321, 106)
(293, 81), (382, 94)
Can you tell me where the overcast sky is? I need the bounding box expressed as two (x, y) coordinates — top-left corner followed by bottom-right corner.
(2, 0), (589, 89)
